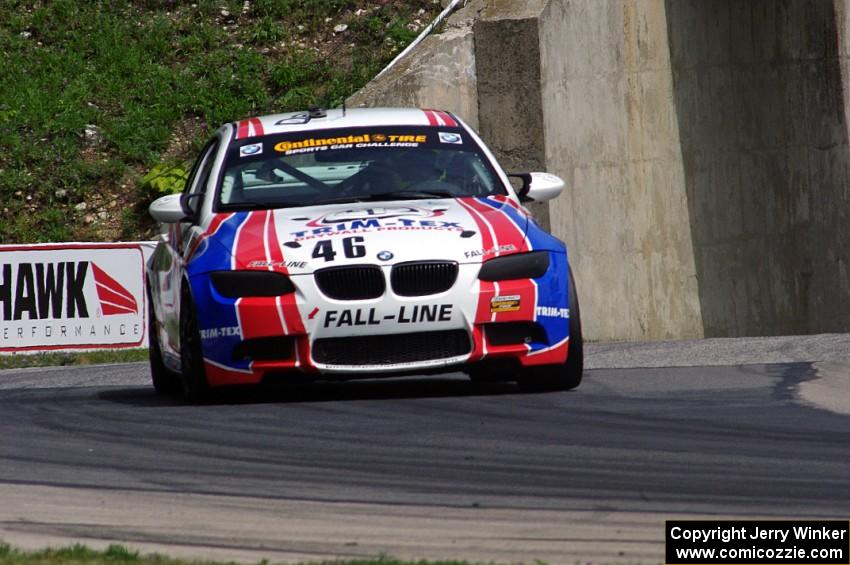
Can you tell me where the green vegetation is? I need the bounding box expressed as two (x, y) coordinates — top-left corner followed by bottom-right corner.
(0, 542), (501, 565)
(139, 164), (190, 197)
(0, 544), (144, 565)
(0, 0), (438, 244)
(0, 348), (148, 370)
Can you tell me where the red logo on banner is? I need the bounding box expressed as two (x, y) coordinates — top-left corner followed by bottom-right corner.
(91, 263), (138, 316)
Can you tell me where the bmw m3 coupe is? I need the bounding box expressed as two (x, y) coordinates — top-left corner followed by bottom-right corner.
(147, 107), (582, 401)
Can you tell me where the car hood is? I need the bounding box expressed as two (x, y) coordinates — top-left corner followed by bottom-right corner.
(206, 197), (532, 275)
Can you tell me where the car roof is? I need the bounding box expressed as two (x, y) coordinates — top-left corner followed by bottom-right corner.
(231, 108), (462, 140)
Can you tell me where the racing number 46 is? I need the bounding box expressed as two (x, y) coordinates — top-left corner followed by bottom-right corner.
(312, 237), (366, 262)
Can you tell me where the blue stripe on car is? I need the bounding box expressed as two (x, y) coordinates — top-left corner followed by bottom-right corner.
(187, 212), (252, 371)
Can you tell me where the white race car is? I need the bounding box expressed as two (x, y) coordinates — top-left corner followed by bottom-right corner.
(147, 107), (582, 401)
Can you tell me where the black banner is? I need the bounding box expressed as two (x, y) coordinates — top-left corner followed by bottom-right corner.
(666, 520), (849, 564)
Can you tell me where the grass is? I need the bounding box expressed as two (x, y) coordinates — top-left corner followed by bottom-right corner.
(0, 348), (148, 370)
(0, 0), (439, 244)
(0, 543), (502, 565)
(0, 544), (146, 565)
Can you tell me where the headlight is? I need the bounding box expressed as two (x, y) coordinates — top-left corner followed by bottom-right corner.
(478, 251), (549, 281)
(210, 271), (295, 297)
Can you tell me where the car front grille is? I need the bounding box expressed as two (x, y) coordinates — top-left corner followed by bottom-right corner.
(314, 265), (385, 300)
(391, 261), (458, 296)
(312, 330), (471, 366)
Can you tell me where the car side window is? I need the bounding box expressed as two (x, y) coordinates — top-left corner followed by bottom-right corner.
(183, 139), (219, 217)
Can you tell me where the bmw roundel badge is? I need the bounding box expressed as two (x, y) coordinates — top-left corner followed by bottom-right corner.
(377, 251), (394, 261)
(239, 142), (263, 157)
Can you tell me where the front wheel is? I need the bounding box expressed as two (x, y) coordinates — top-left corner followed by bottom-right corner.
(147, 285), (181, 395)
(517, 266), (583, 392)
(179, 285), (210, 403)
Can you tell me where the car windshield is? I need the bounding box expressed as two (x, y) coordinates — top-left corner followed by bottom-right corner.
(217, 126), (505, 209)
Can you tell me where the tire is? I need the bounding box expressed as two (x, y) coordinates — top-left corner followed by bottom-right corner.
(517, 266), (584, 392)
(147, 285), (181, 395)
(179, 284), (210, 403)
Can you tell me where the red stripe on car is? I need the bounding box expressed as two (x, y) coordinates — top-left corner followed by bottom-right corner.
(236, 120), (250, 139)
(490, 193), (525, 213)
(233, 211), (285, 347)
(437, 111), (458, 127)
(465, 198), (527, 258)
(263, 210), (313, 370)
(250, 117), (264, 137)
(423, 109), (446, 126)
(423, 109), (439, 126)
(468, 197), (536, 326)
(456, 197), (496, 361)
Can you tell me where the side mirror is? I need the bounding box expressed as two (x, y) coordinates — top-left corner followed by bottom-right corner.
(180, 192), (203, 221)
(520, 173), (564, 202)
(509, 172), (565, 202)
(149, 194), (188, 224)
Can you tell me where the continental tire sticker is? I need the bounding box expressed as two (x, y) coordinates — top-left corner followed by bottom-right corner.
(275, 134), (428, 154)
(490, 295), (521, 313)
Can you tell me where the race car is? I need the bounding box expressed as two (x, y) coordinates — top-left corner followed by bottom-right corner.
(146, 107), (582, 401)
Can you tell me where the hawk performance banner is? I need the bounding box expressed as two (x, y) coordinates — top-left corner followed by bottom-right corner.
(0, 243), (154, 353)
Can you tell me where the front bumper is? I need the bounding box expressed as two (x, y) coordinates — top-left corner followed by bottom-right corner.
(191, 259), (571, 387)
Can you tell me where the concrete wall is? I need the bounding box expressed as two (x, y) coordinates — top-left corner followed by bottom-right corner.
(348, 0), (850, 341)
(474, 0), (552, 229)
(547, 0), (850, 338)
(542, 0), (703, 340)
(665, 0), (850, 336)
(347, 1), (483, 129)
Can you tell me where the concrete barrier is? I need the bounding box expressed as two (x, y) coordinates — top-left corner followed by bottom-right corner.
(348, 0), (850, 341)
(349, 0), (481, 129)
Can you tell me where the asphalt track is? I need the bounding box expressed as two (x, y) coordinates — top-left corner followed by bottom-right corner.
(1, 334), (849, 563)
